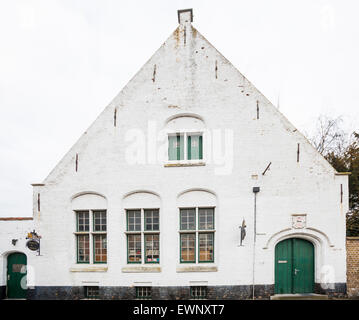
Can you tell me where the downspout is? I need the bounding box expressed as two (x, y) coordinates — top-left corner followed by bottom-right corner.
(252, 187), (260, 299)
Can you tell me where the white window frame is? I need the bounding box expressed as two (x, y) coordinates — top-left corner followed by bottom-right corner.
(166, 130), (204, 165)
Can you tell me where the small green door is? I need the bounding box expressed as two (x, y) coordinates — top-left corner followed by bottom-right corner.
(7, 253), (27, 299)
(275, 238), (314, 294)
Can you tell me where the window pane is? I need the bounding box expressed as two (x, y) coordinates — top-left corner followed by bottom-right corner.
(144, 209), (159, 231)
(12, 264), (25, 273)
(86, 286), (99, 299)
(94, 234), (107, 263)
(127, 210), (141, 231)
(93, 210), (107, 232)
(168, 135), (184, 160)
(198, 208), (214, 230)
(188, 135), (202, 160)
(76, 211), (89, 232)
(136, 287), (152, 299)
(145, 234), (160, 263)
(128, 234), (141, 263)
(180, 208), (196, 230)
(180, 233), (195, 262)
(190, 286), (208, 299)
(199, 233), (214, 262)
(77, 235), (90, 263)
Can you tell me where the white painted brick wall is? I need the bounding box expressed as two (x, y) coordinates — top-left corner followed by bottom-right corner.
(0, 220), (34, 286)
(1, 11), (348, 290)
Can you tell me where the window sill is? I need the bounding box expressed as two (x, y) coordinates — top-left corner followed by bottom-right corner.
(122, 266), (162, 273)
(125, 231), (160, 234)
(179, 230), (216, 233)
(70, 265), (108, 272)
(164, 162), (206, 167)
(73, 232), (106, 235)
(176, 265), (217, 273)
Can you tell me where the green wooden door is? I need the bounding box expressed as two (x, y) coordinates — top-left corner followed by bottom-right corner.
(7, 253), (27, 299)
(292, 239), (314, 293)
(275, 238), (314, 294)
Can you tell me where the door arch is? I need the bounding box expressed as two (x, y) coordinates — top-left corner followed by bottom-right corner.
(7, 252), (27, 299)
(275, 238), (314, 294)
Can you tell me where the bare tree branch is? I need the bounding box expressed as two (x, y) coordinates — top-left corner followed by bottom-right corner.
(309, 115), (347, 157)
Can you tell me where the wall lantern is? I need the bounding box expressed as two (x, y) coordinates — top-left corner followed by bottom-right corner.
(11, 239), (18, 246)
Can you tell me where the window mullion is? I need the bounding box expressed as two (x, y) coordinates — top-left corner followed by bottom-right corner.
(197, 207), (200, 234)
(141, 208), (144, 264)
(199, 134), (203, 160)
(90, 210), (93, 264)
(196, 207), (198, 263)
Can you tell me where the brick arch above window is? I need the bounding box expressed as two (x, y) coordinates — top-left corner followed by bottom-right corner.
(177, 188), (217, 208)
(165, 114), (205, 132)
(71, 192), (107, 210)
(122, 190), (161, 209)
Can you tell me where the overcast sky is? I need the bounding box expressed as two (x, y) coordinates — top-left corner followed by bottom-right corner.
(0, 0), (358, 217)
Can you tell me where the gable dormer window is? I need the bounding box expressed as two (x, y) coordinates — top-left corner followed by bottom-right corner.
(165, 114), (205, 166)
(168, 133), (203, 161)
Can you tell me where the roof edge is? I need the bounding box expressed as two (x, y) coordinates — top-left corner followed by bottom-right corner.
(0, 217), (33, 221)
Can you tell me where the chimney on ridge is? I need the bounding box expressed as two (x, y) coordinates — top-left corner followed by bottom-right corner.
(177, 8), (193, 25)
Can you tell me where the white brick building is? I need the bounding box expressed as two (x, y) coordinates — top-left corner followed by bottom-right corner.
(0, 9), (348, 299)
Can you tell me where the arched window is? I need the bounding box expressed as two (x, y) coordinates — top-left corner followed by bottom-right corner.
(71, 193), (107, 264)
(177, 189), (217, 263)
(165, 114), (205, 163)
(123, 191), (161, 264)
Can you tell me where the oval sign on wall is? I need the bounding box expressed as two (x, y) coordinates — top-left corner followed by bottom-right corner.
(26, 239), (39, 251)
